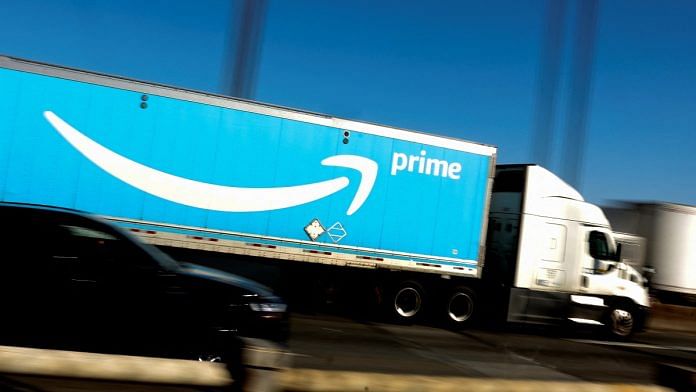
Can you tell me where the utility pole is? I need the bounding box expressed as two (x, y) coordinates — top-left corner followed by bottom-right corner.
(532, 0), (567, 169)
(561, 0), (599, 189)
(225, 0), (268, 99)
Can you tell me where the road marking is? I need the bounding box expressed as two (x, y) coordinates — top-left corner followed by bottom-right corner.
(321, 328), (345, 334)
(282, 352), (313, 358)
(567, 339), (696, 353)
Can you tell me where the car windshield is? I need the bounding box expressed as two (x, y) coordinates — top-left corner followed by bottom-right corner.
(105, 223), (181, 272)
(137, 240), (182, 272)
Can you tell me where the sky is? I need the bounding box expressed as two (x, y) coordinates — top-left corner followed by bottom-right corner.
(1, 0), (694, 206)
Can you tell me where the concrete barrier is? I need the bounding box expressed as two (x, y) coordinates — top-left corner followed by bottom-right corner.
(0, 340), (293, 392)
(0, 345), (230, 387)
(280, 369), (673, 392)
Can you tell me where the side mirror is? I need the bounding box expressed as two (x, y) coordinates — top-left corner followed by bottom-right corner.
(614, 243), (622, 262)
(642, 265), (655, 289)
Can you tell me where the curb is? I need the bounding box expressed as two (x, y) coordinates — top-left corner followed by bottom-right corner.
(0, 345), (230, 386)
(280, 369), (672, 392)
(0, 340), (293, 391)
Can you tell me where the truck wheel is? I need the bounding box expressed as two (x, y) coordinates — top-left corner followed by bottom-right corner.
(445, 287), (476, 328)
(607, 307), (635, 339)
(391, 281), (425, 322)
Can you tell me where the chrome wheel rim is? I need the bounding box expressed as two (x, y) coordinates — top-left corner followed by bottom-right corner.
(610, 309), (634, 336)
(394, 287), (422, 318)
(448, 292), (474, 322)
(198, 355), (223, 362)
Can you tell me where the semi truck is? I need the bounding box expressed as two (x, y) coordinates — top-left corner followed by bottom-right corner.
(605, 202), (696, 305)
(0, 56), (649, 337)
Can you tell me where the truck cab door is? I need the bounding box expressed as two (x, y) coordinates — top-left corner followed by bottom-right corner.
(581, 228), (616, 277)
(578, 227), (624, 296)
(506, 218), (582, 325)
(532, 222), (571, 290)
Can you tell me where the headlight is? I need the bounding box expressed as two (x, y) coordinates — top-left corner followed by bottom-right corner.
(249, 303), (288, 313)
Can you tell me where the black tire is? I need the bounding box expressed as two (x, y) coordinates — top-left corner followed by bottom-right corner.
(605, 306), (636, 340)
(390, 281), (425, 323)
(445, 286), (476, 329)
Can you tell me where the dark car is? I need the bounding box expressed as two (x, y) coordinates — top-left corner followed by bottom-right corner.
(0, 203), (288, 369)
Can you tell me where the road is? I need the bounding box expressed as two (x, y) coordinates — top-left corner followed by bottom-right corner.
(288, 313), (696, 384)
(1, 313), (694, 391)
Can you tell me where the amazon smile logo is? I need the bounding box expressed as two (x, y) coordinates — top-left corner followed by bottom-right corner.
(43, 111), (378, 215)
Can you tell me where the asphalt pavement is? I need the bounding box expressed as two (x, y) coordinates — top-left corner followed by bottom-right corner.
(287, 313), (696, 385)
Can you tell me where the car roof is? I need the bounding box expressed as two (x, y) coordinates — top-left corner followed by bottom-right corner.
(0, 202), (87, 215)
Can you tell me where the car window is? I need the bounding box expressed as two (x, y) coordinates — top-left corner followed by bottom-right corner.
(61, 225), (117, 241)
(54, 219), (160, 276)
(0, 207), (58, 277)
(0, 206), (172, 277)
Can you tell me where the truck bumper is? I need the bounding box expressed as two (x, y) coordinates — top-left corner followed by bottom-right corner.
(568, 295), (651, 333)
(567, 295), (607, 326)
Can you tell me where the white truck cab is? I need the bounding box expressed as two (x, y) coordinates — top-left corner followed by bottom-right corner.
(484, 165), (649, 338)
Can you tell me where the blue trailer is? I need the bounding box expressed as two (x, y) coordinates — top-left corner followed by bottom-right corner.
(0, 56), (497, 324)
